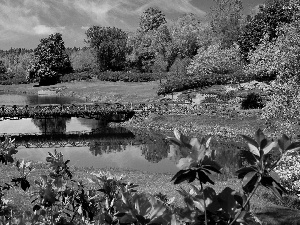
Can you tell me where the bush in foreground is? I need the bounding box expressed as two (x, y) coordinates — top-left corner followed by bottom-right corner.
(0, 128), (299, 224)
(241, 92), (265, 110)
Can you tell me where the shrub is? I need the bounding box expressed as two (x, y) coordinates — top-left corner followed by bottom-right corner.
(157, 71), (253, 95)
(59, 71), (93, 83)
(97, 71), (166, 82)
(0, 72), (28, 85)
(1, 127), (300, 224)
(241, 92), (265, 109)
(187, 42), (242, 75)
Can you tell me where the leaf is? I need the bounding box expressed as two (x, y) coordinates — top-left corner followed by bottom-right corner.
(278, 134), (290, 152)
(286, 142), (300, 151)
(255, 128), (266, 145)
(216, 187), (239, 218)
(202, 165), (221, 174)
(176, 157), (193, 170)
(263, 141), (277, 155)
(173, 170), (197, 184)
(243, 171), (257, 189)
(236, 166), (258, 179)
(241, 135), (259, 148)
(260, 138), (268, 150)
(206, 137), (212, 148)
(243, 173), (259, 194)
(166, 137), (182, 146)
(269, 171), (281, 184)
(149, 197), (166, 221)
(174, 128), (190, 147)
(240, 150), (259, 165)
(197, 170), (214, 185)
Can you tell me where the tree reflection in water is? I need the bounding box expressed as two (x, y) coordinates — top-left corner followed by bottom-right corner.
(134, 129), (169, 163)
(32, 117), (71, 134)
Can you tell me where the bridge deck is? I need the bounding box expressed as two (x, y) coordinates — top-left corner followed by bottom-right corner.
(0, 103), (135, 122)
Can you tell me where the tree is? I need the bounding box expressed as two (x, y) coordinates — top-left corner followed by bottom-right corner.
(139, 7), (167, 33)
(85, 26), (128, 72)
(0, 60), (6, 74)
(209, 0), (243, 48)
(166, 13), (203, 71)
(238, 0), (297, 61)
(127, 24), (171, 72)
(28, 33), (72, 86)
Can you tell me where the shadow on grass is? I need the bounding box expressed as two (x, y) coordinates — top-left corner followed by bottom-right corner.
(256, 206), (300, 225)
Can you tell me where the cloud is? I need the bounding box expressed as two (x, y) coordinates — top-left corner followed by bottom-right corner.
(0, 0), (207, 49)
(71, 0), (206, 30)
(133, 0), (206, 17)
(33, 25), (65, 35)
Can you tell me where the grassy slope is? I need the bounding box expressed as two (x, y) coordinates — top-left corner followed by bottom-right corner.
(1, 80), (300, 224)
(0, 80), (161, 103)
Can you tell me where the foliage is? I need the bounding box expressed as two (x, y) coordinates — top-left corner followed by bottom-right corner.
(139, 7), (167, 33)
(187, 42), (242, 75)
(241, 92), (265, 110)
(70, 48), (97, 72)
(1, 125), (300, 224)
(85, 26), (128, 72)
(157, 71), (252, 95)
(0, 72), (28, 85)
(28, 33), (73, 86)
(261, 80), (300, 136)
(96, 71), (167, 82)
(60, 71), (93, 83)
(127, 25), (171, 73)
(0, 60), (6, 74)
(165, 128), (298, 224)
(168, 13), (203, 61)
(169, 57), (191, 77)
(209, 0), (243, 48)
(237, 0), (297, 61)
(244, 17), (300, 82)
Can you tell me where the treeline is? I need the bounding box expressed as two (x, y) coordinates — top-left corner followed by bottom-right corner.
(0, 0), (299, 88)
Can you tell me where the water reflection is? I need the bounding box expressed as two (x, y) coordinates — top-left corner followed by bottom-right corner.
(0, 94), (84, 105)
(32, 117), (71, 134)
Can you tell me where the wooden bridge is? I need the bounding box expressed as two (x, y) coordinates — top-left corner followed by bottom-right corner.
(0, 103), (135, 122)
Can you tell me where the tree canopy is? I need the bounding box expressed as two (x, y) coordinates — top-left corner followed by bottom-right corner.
(28, 33), (72, 85)
(85, 26), (128, 72)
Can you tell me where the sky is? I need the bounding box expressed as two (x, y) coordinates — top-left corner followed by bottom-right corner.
(0, 0), (265, 50)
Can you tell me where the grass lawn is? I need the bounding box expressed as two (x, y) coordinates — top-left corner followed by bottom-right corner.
(0, 80), (300, 224)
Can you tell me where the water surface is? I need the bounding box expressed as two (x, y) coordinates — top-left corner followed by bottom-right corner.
(0, 94), (241, 176)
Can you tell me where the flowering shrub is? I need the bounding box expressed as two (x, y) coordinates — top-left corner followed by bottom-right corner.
(261, 80), (300, 136)
(244, 17), (300, 83)
(275, 149), (300, 196)
(187, 42), (242, 75)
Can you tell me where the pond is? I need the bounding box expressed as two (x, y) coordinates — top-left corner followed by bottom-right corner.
(0, 94), (242, 177)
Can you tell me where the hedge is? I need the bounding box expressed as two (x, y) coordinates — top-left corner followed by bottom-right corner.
(157, 71), (275, 95)
(96, 71), (168, 82)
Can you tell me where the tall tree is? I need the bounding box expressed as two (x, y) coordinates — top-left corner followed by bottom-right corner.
(128, 8), (170, 72)
(238, 0), (296, 61)
(139, 7), (167, 33)
(166, 13), (203, 71)
(85, 26), (128, 71)
(28, 33), (72, 85)
(209, 0), (243, 48)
